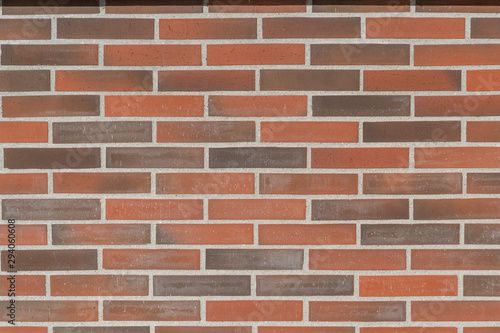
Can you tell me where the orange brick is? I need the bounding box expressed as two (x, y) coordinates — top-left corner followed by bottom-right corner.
(468, 70), (500, 91)
(104, 45), (201, 66)
(207, 44), (305, 65)
(365, 70), (461, 91)
(0, 122), (47, 143)
(359, 276), (458, 297)
(310, 249), (406, 270)
(261, 121), (358, 142)
(0, 275), (45, 296)
(0, 224), (46, 246)
(209, 199), (306, 220)
(106, 95), (204, 117)
(0, 173), (47, 194)
(312, 148), (409, 168)
(157, 173), (254, 194)
(106, 199), (203, 220)
(103, 249), (200, 270)
(206, 301), (302, 321)
(259, 224), (356, 245)
(366, 17), (465, 39)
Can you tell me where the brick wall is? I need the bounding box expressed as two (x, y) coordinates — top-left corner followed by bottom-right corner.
(1, 0), (500, 332)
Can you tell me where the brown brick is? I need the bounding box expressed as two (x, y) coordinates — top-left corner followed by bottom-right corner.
(261, 70), (359, 91)
(468, 173), (500, 194)
(106, 95), (203, 117)
(312, 199), (409, 220)
(157, 224), (253, 245)
(209, 95), (307, 117)
(209, 0), (306, 13)
(4, 148), (101, 169)
(159, 70), (254, 91)
(56, 70), (152, 92)
(157, 173), (254, 194)
(52, 224), (150, 245)
(0, 70), (49, 91)
(361, 224), (460, 245)
(103, 249), (200, 270)
(472, 18), (500, 38)
(104, 45), (201, 66)
(0, 19), (51, 40)
(414, 199), (500, 220)
(365, 70), (461, 91)
(259, 224), (356, 245)
(465, 224), (500, 244)
(107, 147), (204, 169)
(54, 172), (150, 194)
(1, 250), (97, 271)
(160, 18), (256, 39)
(209, 147), (307, 168)
(106, 0), (203, 13)
(0, 301), (97, 321)
(106, 199), (203, 220)
(2, 199), (100, 220)
(313, 0), (410, 12)
(312, 148), (409, 169)
(206, 249), (303, 270)
(363, 121), (461, 142)
(415, 95), (500, 117)
(256, 275), (353, 296)
(263, 17), (360, 38)
(153, 275), (251, 296)
(103, 301), (200, 321)
(58, 18), (154, 39)
(157, 121), (255, 142)
(313, 95), (410, 117)
(363, 173), (462, 195)
(416, 0), (500, 13)
(2, 45), (98, 66)
(464, 276), (500, 296)
(310, 301), (406, 322)
(311, 44), (409, 65)
(260, 173), (358, 195)
(310, 249), (406, 270)
(3, 0), (100, 14)
(0, 173), (47, 194)
(51, 275), (148, 296)
(2, 95), (100, 117)
(208, 44), (305, 65)
(209, 199), (305, 220)
(53, 121), (152, 143)
(206, 301), (302, 321)
(411, 250), (500, 270)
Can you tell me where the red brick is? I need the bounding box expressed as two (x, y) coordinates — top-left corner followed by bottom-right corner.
(260, 328), (354, 333)
(56, 70), (152, 92)
(412, 301), (500, 321)
(104, 301), (200, 321)
(0, 328), (47, 333)
(415, 95), (500, 117)
(209, 95), (307, 117)
(51, 275), (148, 296)
(157, 121), (255, 142)
(310, 301), (406, 322)
(263, 18), (360, 38)
(104, 45), (201, 66)
(259, 224), (356, 245)
(412, 250), (500, 270)
(310, 249), (406, 270)
(209, 199), (306, 220)
(157, 224), (253, 245)
(464, 329), (500, 333)
(0, 224), (46, 246)
(103, 249), (200, 270)
(359, 276), (458, 297)
(157, 173), (254, 194)
(207, 44), (304, 65)
(54, 172), (150, 194)
(0, 19), (51, 40)
(107, 199), (203, 220)
(366, 17), (465, 39)
(312, 148), (409, 168)
(261, 121), (358, 142)
(52, 224), (150, 245)
(415, 147), (500, 168)
(415, 45), (500, 66)
(160, 19), (256, 39)
(206, 301), (302, 321)
(0, 275), (45, 296)
(0, 173), (47, 194)
(58, 18), (154, 39)
(159, 70), (254, 92)
(361, 328), (456, 333)
(106, 95), (203, 117)
(414, 199), (500, 220)
(468, 70), (500, 91)
(260, 173), (358, 195)
(467, 121), (500, 142)
(365, 70), (461, 91)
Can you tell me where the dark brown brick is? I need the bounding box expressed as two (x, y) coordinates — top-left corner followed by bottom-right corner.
(416, 0), (500, 12)
(361, 224), (460, 245)
(1, 250), (97, 271)
(263, 17), (360, 38)
(310, 301), (406, 322)
(465, 224), (500, 244)
(4, 148), (101, 169)
(312, 199), (409, 220)
(52, 224), (150, 245)
(54, 328), (149, 333)
(106, 0), (203, 14)
(153, 275), (251, 296)
(103, 301), (200, 321)
(206, 249), (303, 270)
(157, 121), (255, 143)
(313, 95), (410, 117)
(363, 121), (461, 142)
(2, 199), (100, 220)
(472, 18), (500, 38)
(156, 328), (251, 333)
(260, 173), (358, 195)
(160, 18), (256, 39)
(261, 70), (359, 91)
(363, 173), (462, 194)
(468, 173), (500, 194)
(1, 45), (98, 66)
(209, 0), (306, 13)
(3, 0), (100, 14)
(464, 276), (500, 296)
(313, 0), (410, 12)
(0, 301), (97, 321)
(0, 19), (51, 40)
(107, 147), (204, 168)
(53, 121), (152, 143)
(0, 70), (49, 92)
(209, 147), (307, 168)
(256, 275), (353, 296)
(414, 199), (500, 220)
(2, 95), (100, 117)
(311, 44), (409, 65)
(159, 70), (255, 92)
(58, 18), (154, 39)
